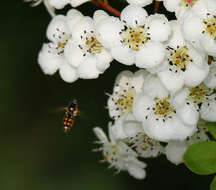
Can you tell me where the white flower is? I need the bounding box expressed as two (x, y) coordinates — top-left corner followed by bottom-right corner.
(174, 84), (216, 122)
(130, 132), (164, 158)
(157, 21), (209, 93)
(93, 124), (147, 179)
(181, 0), (216, 56)
(133, 74), (198, 142)
(107, 70), (147, 120)
(95, 5), (171, 68)
(165, 126), (209, 165)
(38, 13), (79, 83)
(110, 114), (164, 158)
(126, 0), (153, 7)
(65, 10), (113, 79)
(204, 60), (216, 88)
(163, 0), (199, 18)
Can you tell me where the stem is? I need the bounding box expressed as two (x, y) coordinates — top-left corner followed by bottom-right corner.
(154, 1), (160, 13)
(91, 0), (120, 17)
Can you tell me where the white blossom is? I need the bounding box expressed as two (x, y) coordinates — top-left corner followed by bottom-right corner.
(163, 0), (199, 18)
(93, 125), (147, 179)
(181, 0), (216, 56)
(64, 10), (113, 79)
(107, 70), (147, 120)
(158, 21), (209, 93)
(174, 84), (216, 122)
(38, 14), (79, 83)
(133, 74), (198, 142)
(95, 5), (171, 68)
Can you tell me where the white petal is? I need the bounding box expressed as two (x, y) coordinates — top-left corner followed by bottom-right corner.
(66, 9), (83, 32)
(38, 43), (63, 75)
(93, 10), (109, 25)
(135, 42), (166, 68)
(163, 0), (181, 12)
(120, 5), (148, 27)
(176, 103), (199, 125)
(49, 0), (70, 9)
(200, 95), (216, 122)
(172, 87), (189, 108)
(147, 14), (172, 42)
(181, 11), (203, 42)
(158, 67), (184, 93)
(133, 94), (155, 121)
(165, 141), (187, 165)
(126, 0), (153, 7)
(59, 63), (78, 83)
(183, 62), (209, 87)
(167, 20), (185, 48)
(93, 127), (108, 142)
(126, 164), (146, 180)
(96, 17), (124, 49)
(143, 74), (169, 98)
(77, 57), (101, 79)
(71, 17), (94, 44)
(95, 49), (112, 72)
(46, 15), (69, 42)
(204, 62), (216, 88)
(64, 41), (86, 68)
(130, 70), (148, 93)
(200, 35), (216, 57)
(111, 45), (135, 65)
(143, 115), (197, 142)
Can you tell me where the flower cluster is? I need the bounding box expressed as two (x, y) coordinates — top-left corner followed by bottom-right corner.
(33, 0), (216, 180)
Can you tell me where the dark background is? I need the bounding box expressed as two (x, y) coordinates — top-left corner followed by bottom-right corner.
(0, 1), (212, 189)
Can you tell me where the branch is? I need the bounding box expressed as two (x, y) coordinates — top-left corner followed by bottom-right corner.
(154, 1), (160, 13)
(91, 0), (120, 17)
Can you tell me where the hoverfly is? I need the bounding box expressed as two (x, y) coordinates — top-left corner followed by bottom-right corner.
(63, 99), (79, 133)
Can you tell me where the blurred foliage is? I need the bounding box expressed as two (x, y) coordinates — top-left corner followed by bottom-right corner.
(211, 176), (216, 190)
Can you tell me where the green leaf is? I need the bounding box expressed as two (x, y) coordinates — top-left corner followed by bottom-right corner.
(183, 141), (216, 175)
(211, 176), (216, 190)
(207, 124), (216, 139)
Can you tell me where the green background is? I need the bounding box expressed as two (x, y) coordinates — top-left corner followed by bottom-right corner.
(0, 1), (212, 189)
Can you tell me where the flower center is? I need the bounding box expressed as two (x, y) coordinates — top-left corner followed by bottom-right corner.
(153, 96), (175, 118)
(49, 28), (71, 56)
(203, 15), (216, 40)
(121, 26), (148, 51)
(187, 84), (214, 105)
(115, 89), (135, 114)
(168, 46), (192, 71)
(85, 36), (103, 54)
(179, 0), (197, 8)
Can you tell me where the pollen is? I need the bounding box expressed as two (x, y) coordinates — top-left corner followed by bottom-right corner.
(85, 36), (103, 54)
(115, 89), (135, 114)
(153, 96), (175, 118)
(121, 26), (148, 51)
(168, 46), (192, 71)
(179, 0), (197, 8)
(203, 15), (216, 40)
(187, 84), (213, 105)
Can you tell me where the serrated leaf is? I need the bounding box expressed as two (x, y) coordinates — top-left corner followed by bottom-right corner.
(183, 141), (216, 175)
(211, 176), (216, 190)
